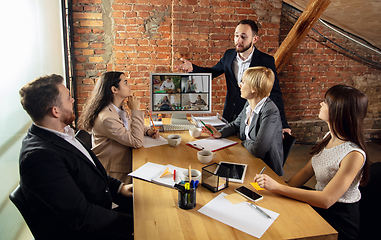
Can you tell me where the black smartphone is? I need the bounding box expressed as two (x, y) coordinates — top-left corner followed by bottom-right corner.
(234, 186), (263, 202)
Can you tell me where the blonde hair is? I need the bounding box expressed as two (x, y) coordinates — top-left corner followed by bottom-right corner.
(242, 66), (275, 98)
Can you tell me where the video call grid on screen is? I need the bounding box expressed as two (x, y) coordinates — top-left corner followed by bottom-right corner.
(150, 73), (213, 114)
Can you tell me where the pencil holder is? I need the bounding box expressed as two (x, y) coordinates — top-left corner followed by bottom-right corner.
(201, 163), (229, 192)
(178, 187), (196, 210)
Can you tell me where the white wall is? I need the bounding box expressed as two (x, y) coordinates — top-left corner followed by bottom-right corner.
(0, 0), (66, 239)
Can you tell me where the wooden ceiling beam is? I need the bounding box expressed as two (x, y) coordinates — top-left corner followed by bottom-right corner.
(274, 0), (331, 73)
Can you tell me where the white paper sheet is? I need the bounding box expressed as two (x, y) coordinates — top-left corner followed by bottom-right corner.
(198, 192), (279, 238)
(142, 135), (168, 148)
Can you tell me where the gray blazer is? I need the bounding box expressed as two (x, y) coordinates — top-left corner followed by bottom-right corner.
(220, 98), (284, 176)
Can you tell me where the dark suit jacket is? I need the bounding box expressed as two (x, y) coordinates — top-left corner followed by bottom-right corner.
(19, 124), (133, 240)
(192, 48), (289, 129)
(220, 99), (284, 176)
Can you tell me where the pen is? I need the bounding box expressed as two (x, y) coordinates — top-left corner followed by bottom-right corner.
(173, 169), (176, 181)
(174, 183), (185, 192)
(247, 202), (271, 219)
(148, 112), (157, 131)
(188, 165), (192, 184)
(192, 143), (204, 150)
(200, 120), (213, 135)
(259, 167), (266, 175)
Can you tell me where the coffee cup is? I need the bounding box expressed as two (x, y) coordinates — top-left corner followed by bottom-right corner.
(181, 169), (201, 182)
(197, 150), (216, 164)
(189, 127), (202, 138)
(167, 134), (181, 147)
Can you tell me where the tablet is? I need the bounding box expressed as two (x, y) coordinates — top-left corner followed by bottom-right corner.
(216, 161), (247, 183)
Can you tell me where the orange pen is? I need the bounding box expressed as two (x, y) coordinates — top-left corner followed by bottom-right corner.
(148, 112), (157, 131)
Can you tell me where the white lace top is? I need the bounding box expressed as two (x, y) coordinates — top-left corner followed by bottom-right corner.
(311, 140), (366, 203)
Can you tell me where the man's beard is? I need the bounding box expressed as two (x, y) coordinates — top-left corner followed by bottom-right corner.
(60, 108), (76, 126)
(235, 41), (253, 53)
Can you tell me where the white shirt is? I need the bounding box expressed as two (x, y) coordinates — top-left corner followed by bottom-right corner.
(244, 97), (267, 140)
(232, 47), (255, 85)
(160, 80), (174, 90)
(112, 103), (129, 131)
(35, 124), (96, 166)
(312, 136), (366, 203)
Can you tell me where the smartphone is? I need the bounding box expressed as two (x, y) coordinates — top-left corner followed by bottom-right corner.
(234, 186), (263, 202)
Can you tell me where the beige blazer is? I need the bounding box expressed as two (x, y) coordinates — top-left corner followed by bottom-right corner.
(92, 103), (149, 183)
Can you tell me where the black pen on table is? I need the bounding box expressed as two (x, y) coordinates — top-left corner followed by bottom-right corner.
(200, 120), (213, 136)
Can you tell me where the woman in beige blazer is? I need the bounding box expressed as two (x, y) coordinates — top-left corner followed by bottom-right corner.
(79, 71), (159, 183)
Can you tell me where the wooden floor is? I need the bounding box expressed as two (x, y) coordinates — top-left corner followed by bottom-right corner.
(281, 140), (381, 188)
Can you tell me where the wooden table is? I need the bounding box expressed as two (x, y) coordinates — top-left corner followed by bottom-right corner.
(132, 130), (337, 240)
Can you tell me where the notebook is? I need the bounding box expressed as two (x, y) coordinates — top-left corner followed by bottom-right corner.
(187, 137), (237, 152)
(128, 162), (186, 188)
(191, 115), (227, 129)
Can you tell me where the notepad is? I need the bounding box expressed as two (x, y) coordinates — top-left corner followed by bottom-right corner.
(142, 136), (168, 148)
(187, 137), (237, 152)
(128, 162), (186, 188)
(192, 115), (227, 128)
(251, 182), (265, 191)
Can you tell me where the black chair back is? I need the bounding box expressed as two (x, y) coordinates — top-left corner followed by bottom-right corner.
(359, 162), (381, 239)
(9, 185), (44, 238)
(75, 129), (92, 148)
(283, 133), (297, 166)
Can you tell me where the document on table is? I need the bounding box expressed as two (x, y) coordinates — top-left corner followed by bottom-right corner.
(142, 135), (167, 148)
(198, 192), (279, 238)
(192, 115), (227, 128)
(187, 137), (237, 152)
(128, 162), (186, 188)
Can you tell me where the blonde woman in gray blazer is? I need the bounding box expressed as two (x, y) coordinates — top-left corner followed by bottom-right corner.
(202, 67), (284, 176)
(79, 72), (159, 183)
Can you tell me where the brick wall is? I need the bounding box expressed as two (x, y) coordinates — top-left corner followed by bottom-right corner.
(72, 0), (282, 114)
(279, 5), (381, 143)
(72, 0), (381, 143)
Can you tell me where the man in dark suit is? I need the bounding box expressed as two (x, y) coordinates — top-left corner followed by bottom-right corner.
(176, 20), (291, 134)
(18, 74), (133, 240)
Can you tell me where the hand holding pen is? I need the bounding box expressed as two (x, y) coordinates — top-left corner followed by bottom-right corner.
(200, 123), (221, 138)
(253, 167), (281, 191)
(147, 112), (160, 139)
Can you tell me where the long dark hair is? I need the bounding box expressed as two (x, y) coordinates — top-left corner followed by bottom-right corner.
(78, 71), (124, 130)
(311, 85), (369, 185)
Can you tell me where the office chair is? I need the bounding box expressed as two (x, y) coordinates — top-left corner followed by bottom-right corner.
(358, 162), (381, 239)
(75, 129), (92, 148)
(282, 132), (297, 166)
(9, 185), (44, 239)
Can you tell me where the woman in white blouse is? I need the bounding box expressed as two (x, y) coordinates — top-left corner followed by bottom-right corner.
(254, 85), (369, 240)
